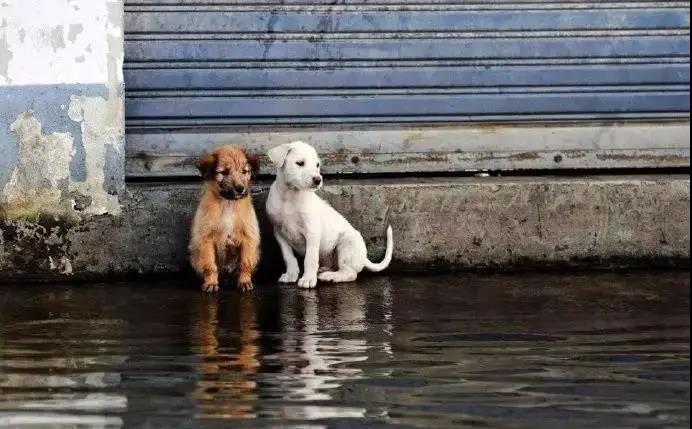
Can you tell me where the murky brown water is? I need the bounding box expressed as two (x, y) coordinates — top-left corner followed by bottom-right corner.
(0, 272), (689, 428)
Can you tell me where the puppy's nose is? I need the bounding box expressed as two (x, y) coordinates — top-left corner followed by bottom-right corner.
(312, 176), (323, 186)
(233, 185), (246, 194)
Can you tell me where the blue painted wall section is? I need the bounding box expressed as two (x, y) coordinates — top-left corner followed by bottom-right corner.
(0, 84), (109, 190)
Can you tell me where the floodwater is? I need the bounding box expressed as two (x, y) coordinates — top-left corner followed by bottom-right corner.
(0, 272), (689, 429)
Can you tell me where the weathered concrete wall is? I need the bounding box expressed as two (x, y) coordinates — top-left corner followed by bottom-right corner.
(0, 176), (688, 281)
(0, 0), (124, 220)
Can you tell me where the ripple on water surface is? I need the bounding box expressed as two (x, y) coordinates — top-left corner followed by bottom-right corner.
(0, 272), (689, 428)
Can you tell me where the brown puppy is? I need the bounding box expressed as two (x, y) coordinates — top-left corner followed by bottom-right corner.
(190, 146), (261, 293)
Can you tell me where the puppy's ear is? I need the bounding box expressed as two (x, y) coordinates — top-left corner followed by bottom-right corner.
(195, 152), (217, 180)
(245, 151), (261, 176)
(267, 143), (292, 168)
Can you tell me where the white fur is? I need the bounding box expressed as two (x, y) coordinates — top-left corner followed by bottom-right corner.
(266, 141), (394, 288)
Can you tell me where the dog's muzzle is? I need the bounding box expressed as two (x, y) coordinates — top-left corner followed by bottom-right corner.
(220, 189), (248, 200)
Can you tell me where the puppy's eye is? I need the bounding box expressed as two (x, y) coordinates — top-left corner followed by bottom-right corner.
(243, 168), (250, 175)
(296, 161), (305, 167)
(317, 163), (321, 168)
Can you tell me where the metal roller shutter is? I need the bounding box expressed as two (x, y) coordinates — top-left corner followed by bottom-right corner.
(124, 1), (690, 177)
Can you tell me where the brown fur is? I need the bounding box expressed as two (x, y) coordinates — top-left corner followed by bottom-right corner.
(189, 145), (261, 293)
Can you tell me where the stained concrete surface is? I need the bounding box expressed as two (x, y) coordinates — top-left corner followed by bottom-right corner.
(0, 175), (689, 281)
(0, 271), (688, 428)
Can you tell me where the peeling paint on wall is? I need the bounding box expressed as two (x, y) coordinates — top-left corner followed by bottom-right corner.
(0, 84), (108, 190)
(67, 24), (83, 43)
(68, 95), (121, 215)
(49, 25), (66, 52)
(0, 0), (124, 220)
(1, 94), (123, 218)
(0, 0), (117, 86)
(2, 111), (75, 219)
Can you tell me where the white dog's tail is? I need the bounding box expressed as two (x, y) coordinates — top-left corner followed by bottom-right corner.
(364, 226), (394, 272)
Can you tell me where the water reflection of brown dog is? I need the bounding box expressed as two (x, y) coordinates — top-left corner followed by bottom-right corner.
(192, 295), (260, 419)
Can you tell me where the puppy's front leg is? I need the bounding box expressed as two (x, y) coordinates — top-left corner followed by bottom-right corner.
(192, 237), (219, 293)
(298, 230), (320, 289)
(275, 231), (300, 283)
(237, 233), (259, 293)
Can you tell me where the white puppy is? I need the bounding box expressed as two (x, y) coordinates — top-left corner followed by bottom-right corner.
(266, 141), (394, 288)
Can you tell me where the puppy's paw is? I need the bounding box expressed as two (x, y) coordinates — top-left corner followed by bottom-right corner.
(278, 271), (299, 283)
(237, 281), (254, 293)
(297, 275), (318, 289)
(318, 271), (338, 283)
(202, 282), (219, 293)
(318, 270), (358, 283)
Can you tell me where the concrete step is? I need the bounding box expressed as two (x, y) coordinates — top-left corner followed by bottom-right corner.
(0, 175), (689, 281)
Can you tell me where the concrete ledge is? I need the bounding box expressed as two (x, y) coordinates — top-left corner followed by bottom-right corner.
(0, 175), (689, 281)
